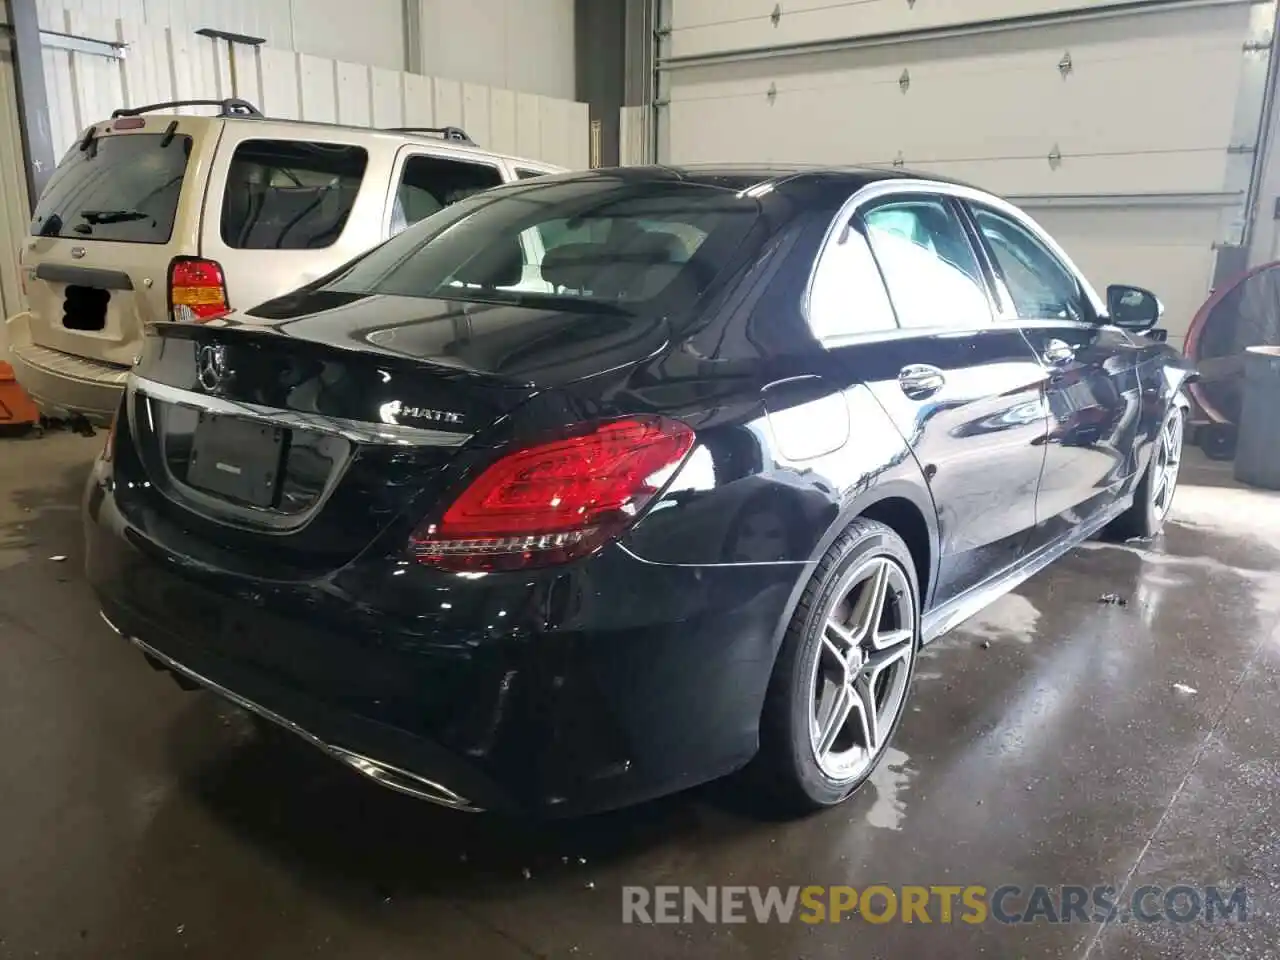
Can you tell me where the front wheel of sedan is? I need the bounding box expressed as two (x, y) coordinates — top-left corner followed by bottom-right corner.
(1107, 403), (1186, 541)
(756, 519), (920, 813)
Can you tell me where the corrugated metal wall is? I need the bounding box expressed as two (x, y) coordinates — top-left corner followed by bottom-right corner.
(0, 31), (32, 356)
(419, 0), (576, 101)
(30, 9), (588, 166)
(657, 0), (1277, 348)
(38, 0), (580, 97)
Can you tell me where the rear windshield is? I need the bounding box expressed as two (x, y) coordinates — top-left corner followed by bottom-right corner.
(221, 140), (368, 250)
(30, 133), (192, 244)
(322, 177), (762, 312)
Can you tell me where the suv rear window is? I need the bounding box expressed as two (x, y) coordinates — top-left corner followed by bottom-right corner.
(221, 140), (368, 250)
(324, 178), (761, 313)
(30, 133), (192, 244)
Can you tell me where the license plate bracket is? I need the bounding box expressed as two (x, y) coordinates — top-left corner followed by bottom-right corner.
(187, 414), (285, 507)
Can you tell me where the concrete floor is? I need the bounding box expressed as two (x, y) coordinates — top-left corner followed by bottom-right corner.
(1, 429), (1279, 959)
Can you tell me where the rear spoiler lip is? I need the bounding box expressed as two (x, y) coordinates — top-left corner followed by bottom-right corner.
(140, 319), (539, 391)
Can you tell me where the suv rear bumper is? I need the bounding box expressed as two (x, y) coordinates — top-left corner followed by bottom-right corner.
(5, 312), (128, 422)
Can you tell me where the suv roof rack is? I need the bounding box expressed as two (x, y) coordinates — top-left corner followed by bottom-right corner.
(384, 125), (474, 145)
(112, 98), (264, 119)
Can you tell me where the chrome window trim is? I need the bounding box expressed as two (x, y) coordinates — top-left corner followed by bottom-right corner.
(129, 375), (474, 448)
(802, 178), (1108, 345)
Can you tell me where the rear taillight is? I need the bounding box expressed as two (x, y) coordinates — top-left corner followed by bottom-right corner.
(168, 257), (230, 322)
(410, 416), (695, 571)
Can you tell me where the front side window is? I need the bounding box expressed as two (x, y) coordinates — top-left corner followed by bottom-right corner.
(31, 133), (193, 244)
(862, 197), (992, 329)
(807, 222), (898, 341)
(971, 205), (1085, 322)
(324, 178), (761, 313)
(220, 140), (368, 250)
(390, 154), (504, 235)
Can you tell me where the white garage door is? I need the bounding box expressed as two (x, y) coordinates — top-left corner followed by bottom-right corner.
(658, 0), (1276, 347)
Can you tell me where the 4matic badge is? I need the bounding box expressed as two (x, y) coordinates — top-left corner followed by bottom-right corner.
(380, 399), (464, 426)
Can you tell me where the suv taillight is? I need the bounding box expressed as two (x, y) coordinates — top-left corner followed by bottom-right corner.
(168, 257), (230, 322)
(410, 416), (695, 572)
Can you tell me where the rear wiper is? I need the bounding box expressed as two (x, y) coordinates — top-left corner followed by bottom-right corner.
(79, 209), (151, 224)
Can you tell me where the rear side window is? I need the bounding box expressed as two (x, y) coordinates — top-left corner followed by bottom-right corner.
(515, 167), (549, 180)
(390, 154), (503, 234)
(862, 198), (992, 330)
(31, 133), (193, 244)
(807, 223), (898, 341)
(221, 140), (368, 250)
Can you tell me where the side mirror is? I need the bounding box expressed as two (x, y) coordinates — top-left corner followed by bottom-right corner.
(1107, 284), (1162, 331)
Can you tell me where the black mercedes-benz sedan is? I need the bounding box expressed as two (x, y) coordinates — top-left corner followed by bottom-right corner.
(86, 165), (1195, 817)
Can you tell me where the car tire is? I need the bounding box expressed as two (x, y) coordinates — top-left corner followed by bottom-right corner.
(1106, 403), (1186, 541)
(754, 518), (920, 814)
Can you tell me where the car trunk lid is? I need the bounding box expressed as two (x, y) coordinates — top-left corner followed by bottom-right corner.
(116, 295), (665, 574)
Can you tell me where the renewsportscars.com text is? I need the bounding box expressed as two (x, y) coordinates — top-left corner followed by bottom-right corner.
(621, 885), (1248, 925)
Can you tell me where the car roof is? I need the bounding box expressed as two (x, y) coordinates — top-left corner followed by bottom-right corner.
(532, 162), (979, 203)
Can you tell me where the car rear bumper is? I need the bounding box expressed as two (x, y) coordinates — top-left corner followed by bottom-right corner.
(5, 312), (127, 422)
(83, 458), (805, 816)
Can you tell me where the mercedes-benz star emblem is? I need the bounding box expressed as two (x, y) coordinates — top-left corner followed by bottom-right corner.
(197, 344), (231, 392)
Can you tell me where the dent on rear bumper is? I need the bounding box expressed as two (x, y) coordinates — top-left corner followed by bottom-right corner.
(84, 465), (803, 815)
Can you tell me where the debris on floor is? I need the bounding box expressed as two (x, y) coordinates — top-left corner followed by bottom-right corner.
(1173, 683), (1198, 695)
(48, 555), (68, 563)
(1097, 593), (1128, 606)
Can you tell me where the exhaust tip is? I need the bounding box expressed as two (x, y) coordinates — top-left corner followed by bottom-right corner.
(328, 746), (483, 812)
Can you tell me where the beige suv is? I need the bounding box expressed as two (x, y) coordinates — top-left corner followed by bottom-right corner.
(5, 97), (563, 422)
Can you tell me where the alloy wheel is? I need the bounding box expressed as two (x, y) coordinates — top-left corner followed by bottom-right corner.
(1151, 410), (1184, 521)
(809, 556), (915, 782)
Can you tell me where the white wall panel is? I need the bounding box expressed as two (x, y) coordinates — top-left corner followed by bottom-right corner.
(22, 11), (587, 200)
(432, 77), (463, 129)
(402, 73), (435, 128)
(121, 21), (177, 107)
(290, 0), (406, 71)
(666, 5), (1252, 185)
(516, 91), (542, 159)
(671, 0), (1215, 58)
(662, 0), (1270, 340)
(567, 102), (589, 169)
(462, 84), (492, 145)
(297, 53), (337, 123)
(258, 46), (302, 119)
(489, 89), (519, 156)
(335, 61), (372, 127)
(1030, 205), (1223, 348)
(0, 33), (33, 333)
(370, 67), (405, 129)
(539, 96), (569, 170)
(418, 0), (575, 101)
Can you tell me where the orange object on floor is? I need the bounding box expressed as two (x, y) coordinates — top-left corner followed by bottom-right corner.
(0, 361), (40, 426)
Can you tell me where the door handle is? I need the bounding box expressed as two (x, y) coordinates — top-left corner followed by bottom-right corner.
(1042, 338), (1075, 366)
(898, 364), (946, 399)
